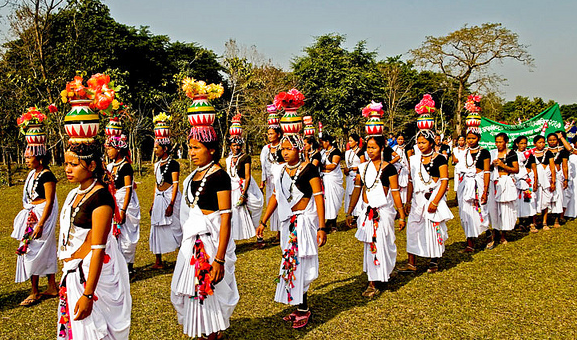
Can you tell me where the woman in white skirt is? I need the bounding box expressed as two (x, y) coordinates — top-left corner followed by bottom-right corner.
(343, 133), (365, 223)
(260, 125), (284, 243)
(512, 136), (538, 232)
(105, 135), (141, 277)
(320, 133), (344, 232)
(546, 132), (569, 228)
(58, 142), (131, 340)
(557, 132), (577, 219)
(392, 134), (410, 205)
(172, 131), (238, 340)
(532, 135), (556, 230)
(12, 150), (58, 306)
(346, 135), (406, 298)
(400, 130), (453, 273)
(486, 133), (519, 248)
(256, 134), (328, 329)
(226, 133), (264, 242)
(452, 135), (467, 196)
(456, 130), (490, 252)
(150, 141), (182, 269)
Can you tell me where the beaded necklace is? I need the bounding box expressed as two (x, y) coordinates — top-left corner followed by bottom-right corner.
(155, 156), (172, 186)
(419, 151), (436, 185)
(346, 147), (359, 168)
(25, 169), (47, 202)
(362, 160), (383, 191)
(464, 146), (481, 168)
(281, 162), (304, 203)
(110, 158), (127, 184)
(62, 179), (97, 248)
(322, 146), (335, 165)
(229, 153), (245, 179)
(268, 143), (280, 164)
(184, 161), (215, 208)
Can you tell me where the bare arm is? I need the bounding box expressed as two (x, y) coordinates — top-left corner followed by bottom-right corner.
(256, 192), (278, 238)
(481, 157), (490, 205)
(388, 173), (406, 230)
(32, 181), (56, 239)
(428, 164), (449, 213)
(166, 170), (179, 217)
(323, 154), (341, 172)
(211, 189), (232, 285)
(310, 176), (327, 247)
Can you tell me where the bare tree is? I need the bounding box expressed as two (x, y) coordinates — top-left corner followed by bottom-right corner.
(378, 57), (415, 133)
(410, 23), (534, 134)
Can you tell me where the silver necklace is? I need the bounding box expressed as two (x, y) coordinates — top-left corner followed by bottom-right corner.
(62, 179), (97, 249)
(111, 158), (126, 183)
(268, 143), (280, 164)
(25, 169), (46, 202)
(155, 156), (172, 186)
(419, 154), (436, 185)
(362, 160), (383, 191)
(347, 147), (359, 167)
(282, 163), (305, 203)
(185, 161), (215, 208)
(230, 153), (244, 178)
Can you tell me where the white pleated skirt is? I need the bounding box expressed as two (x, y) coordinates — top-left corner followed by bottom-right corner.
(149, 187), (182, 254)
(231, 177), (263, 241)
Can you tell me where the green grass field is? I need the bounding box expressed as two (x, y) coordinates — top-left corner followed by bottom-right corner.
(1, 162), (576, 339)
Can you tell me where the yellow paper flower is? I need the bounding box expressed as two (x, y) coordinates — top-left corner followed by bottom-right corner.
(112, 99), (120, 110)
(153, 112), (172, 123)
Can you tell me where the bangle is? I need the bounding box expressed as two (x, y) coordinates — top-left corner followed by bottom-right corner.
(121, 208), (126, 212)
(214, 257), (225, 265)
(91, 244), (106, 249)
(82, 293), (94, 300)
(219, 209), (232, 214)
(168, 203), (174, 207)
(431, 201), (438, 207)
(313, 192), (323, 196)
(318, 227), (331, 233)
(260, 222), (267, 228)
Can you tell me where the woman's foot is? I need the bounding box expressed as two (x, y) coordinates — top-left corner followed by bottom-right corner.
(40, 288), (59, 298)
(151, 262), (165, 269)
(459, 246), (475, 254)
(427, 262), (438, 273)
(361, 284), (380, 299)
(292, 310), (312, 329)
(20, 294), (42, 306)
(500, 238), (508, 245)
(529, 224), (538, 233)
(553, 222), (561, 229)
(542, 225), (550, 231)
(397, 263), (417, 273)
(486, 240), (497, 250)
(283, 310), (298, 322)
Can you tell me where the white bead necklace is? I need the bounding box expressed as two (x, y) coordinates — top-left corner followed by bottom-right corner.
(62, 179), (97, 248)
(185, 161), (215, 208)
(230, 153), (245, 179)
(155, 156), (172, 186)
(282, 162), (304, 203)
(25, 169), (46, 202)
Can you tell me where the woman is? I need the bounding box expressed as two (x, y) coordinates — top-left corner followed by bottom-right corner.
(513, 136), (538, 232)
(456, 131), (490, 252)
(486, 133), (519, 248)
(172, 134), (238, 340)
(226, 137), (264, 241)
(58, 142), (131, 339)
(557, 132), (577, 219)
(400, 131), (453, 273)
(434, 134), (450, 159)
(452, 135), (467, 195)
(260, 126), (284, 241)
(303, 135), (322, 171)
(320, 133), (344, 232)
(392, 134), (410, 204)
(105, 135), (141, 277)
(150, 142), (182, 269)
(345, 135), (406, 298)
(256, 134), (328, 329)
(533, 135), (556, 230)
(12, 151), (58, 306)
(343, 133), (365, 223)
(546, 132), (569, 228)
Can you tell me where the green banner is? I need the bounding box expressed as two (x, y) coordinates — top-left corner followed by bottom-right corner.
(480, 103), (564, 149)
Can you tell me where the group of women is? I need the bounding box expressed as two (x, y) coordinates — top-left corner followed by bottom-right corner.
(12, 106), (576, 339)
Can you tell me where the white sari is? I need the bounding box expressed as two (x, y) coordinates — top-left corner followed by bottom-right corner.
(321, 148), (344, 220)
(150, 165), (183, 254)
(392, 145), (410, 203)
(456, 151), (489, 238)
(515, 152), (537, 218)
(344, 148), (363, 216)
(260, 144), (281, 231)
(487, 150), (518, 231)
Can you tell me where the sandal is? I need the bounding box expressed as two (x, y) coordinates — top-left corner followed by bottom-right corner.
(542, 225), (550, 231)
(292, 310), (311, 329)
(20, 295), (41, 307)
(529, 224), (538, 233)
(459, 246), (474, 254)
(283, 310), (298, 322)
(361, 284), (380, 299)
(427, 262), (438, 274)
(397, 263), (417, 273)
(486, 240), (496, 250)
(500, 239), (508, 245)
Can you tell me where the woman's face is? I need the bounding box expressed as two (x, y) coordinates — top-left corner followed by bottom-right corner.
(516, 138), (528, 152)
(547, 135), (558, 148)
(397, 136), (405, 146)
(105, 145), (119, 160)
(458, 136), (466, 147)
(348, 137), (357, 149)
(303, 139), (312, 152)
(321, 139), (330, 150)
(417, 136), (433, 154)
(366, 138), (382, 161)
(281, 140), (299, 165)
(64, 152), (94, 184)
(535, 138), (545, 151)
(466, 133), (479, 148)
(434, 135), (441, 145)
(230, 142), (242, 155)
(24, 154), (40, 170)
(188, 138), (213, 167)
(267, 129), (280, 143)
(153, 143), (166, 158)
(495, 136), (507, 152)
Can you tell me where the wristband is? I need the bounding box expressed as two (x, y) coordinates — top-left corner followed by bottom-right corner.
(313, 192), (323, 196)
(91, 244), (106, 249)
(431, 201), (438, 207)
(214, 257), (225, 265)
(82, 293), (94, 300)
(219, 209), (232, 214)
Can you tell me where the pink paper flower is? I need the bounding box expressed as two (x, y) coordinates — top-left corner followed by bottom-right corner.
(362, 101), (384, 117)
(415, 94), (436, 114)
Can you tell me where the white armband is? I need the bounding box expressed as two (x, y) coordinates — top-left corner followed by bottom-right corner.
(219, 209), (232, 214)
(91, 244), (106, 250)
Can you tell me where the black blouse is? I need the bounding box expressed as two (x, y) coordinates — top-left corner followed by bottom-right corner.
(492, 150), (518, 171)
(470, 149), (491, 170)
(550, 149), (569, 165)
(31, 170), (57, 200)
(378, 163), (399, 188)
(232, 154), (251, 178)
(524, 154), (536, 169)
(157, 159), (180, 184)
(188, 169), (231, 211)
(325, 148), (343, 163)
(280, 163), (320, 199)
(112, 162), (134, 189)
(74, 188), (115, 229)
(422, 154), (448, 178)
(535, 150), (554, 165)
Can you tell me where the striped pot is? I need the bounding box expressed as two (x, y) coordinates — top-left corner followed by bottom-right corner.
(365, 112), (383, 136)
(280, 107), (302, 135)
(65, 100), (99, 143)
(105, 118), (123, 138)
(187, 95), (216, 127)
(417, 113), (434, 130)
(25, 124), (46, 145)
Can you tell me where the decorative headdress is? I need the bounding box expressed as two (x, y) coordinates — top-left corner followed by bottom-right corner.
(182, 77), (223, 143)
(267, 104), (280, 128)
(228, 113), (244, 144)
(302, 116), (315, 136)
(18, 105), (55, 156)
(318, 121), (323, 139)
(465, 94), (482, 135)
(275, 88), (305, 150)
(106, 134), (129, 149)
(362, 101), (384, 137)
(415, 94), (436, 139)
(153, 112), (172, 146)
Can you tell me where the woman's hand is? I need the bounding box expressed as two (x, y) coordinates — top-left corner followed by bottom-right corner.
(149, 204), (153, 216)
(73, 295), (94, 321)
(427, 203), (438, 213)
(31, 224), (43, 239)
(259, 181), (265, 190)
(345, 214), (354, 228)
(210, 262), (225, 285)
(563, 180), (568, 189)
(256, 222), (266, 239)
(343, 168), (350, 176)
(165, 204), (174, 217)
(481, 192), (488, 205)
(404, 202), (412, 216)
(237, 195), (247, 206)
(493, 158), (503, 167)
(533, 182), (538, 192)
(398, 219), (406, 231)
(317, 230), (327, 247)
(550, 182), (556, 192)
(119, 210), (127, 225)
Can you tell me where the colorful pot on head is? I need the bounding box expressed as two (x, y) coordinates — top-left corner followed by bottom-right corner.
(25, 124), (46, 145)
(154, 121), (170, 139)
(64, 99), (100, 143)
(365, 112), (384, 136)
(280, 107), (302, 135)
(229, 114), (242, 137)
(105, 118), (123, 138)
(417, 114), (434, 130)
(303, 116), (315, 136)
(466, 113), (481, 128)
(187, 94), (216, 127)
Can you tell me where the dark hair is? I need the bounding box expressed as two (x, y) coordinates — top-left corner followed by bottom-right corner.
(67, 142), (106, 184)
(546, 132), (558, 140)
(466, 130), (481, 139)
(349, 133), (361, 143)
(533, 135), (545, 144)
(320, 132), (335, 145)
(198, 139), (221, 164)
(304, 135), (320, 150)
(268, 126), (283, 137)
(417, 131), (436, 146)
(495, 132), (509, 143)
(37, 153), (51, 168)
(397, 133), (405, 139)
(512, 136), (528, 151)
(366, 135), (386, 150)
(457, 135), (465, 141)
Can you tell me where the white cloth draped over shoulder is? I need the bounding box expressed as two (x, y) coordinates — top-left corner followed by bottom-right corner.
(452, 146), (467, 193)
(344, 148), (363, 216)
(551, 153), (565, 214)
(57, 190), (131, 340)
(515, 151), (537, 218)
(456, 151), (489, 238)
(260, 144), (280, 231)
(564, 154), (577, 217)
(406, 155), (453, 258)
(321, 149), (344, 220)
(226, 155), (264, 241)
(392, 145), (410, 203)
(487, 150), (518, 231)
(354, 161), (397, 283)
(171, 173), (239, 338)
(11, 170), (58, 282)
(150, 179), (182, 254)
(534, 152), (553, 213)
(272, 165), (319, 305)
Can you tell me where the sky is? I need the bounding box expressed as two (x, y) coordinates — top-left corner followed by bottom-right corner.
(1, 0), (576, 104)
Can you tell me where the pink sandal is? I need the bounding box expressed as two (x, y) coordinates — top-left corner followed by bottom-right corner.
(283, 311), (298, 322)
(292, 310), (311, 329)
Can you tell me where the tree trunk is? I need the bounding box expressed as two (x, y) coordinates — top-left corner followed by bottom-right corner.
(456, 81), (464, 135)
(6, 149), (12, 187)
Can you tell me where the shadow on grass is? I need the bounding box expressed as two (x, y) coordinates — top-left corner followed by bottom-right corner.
(0, 286), (47, 312)
(131, 261), (176, 283)
(235, 236), (281, 256)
